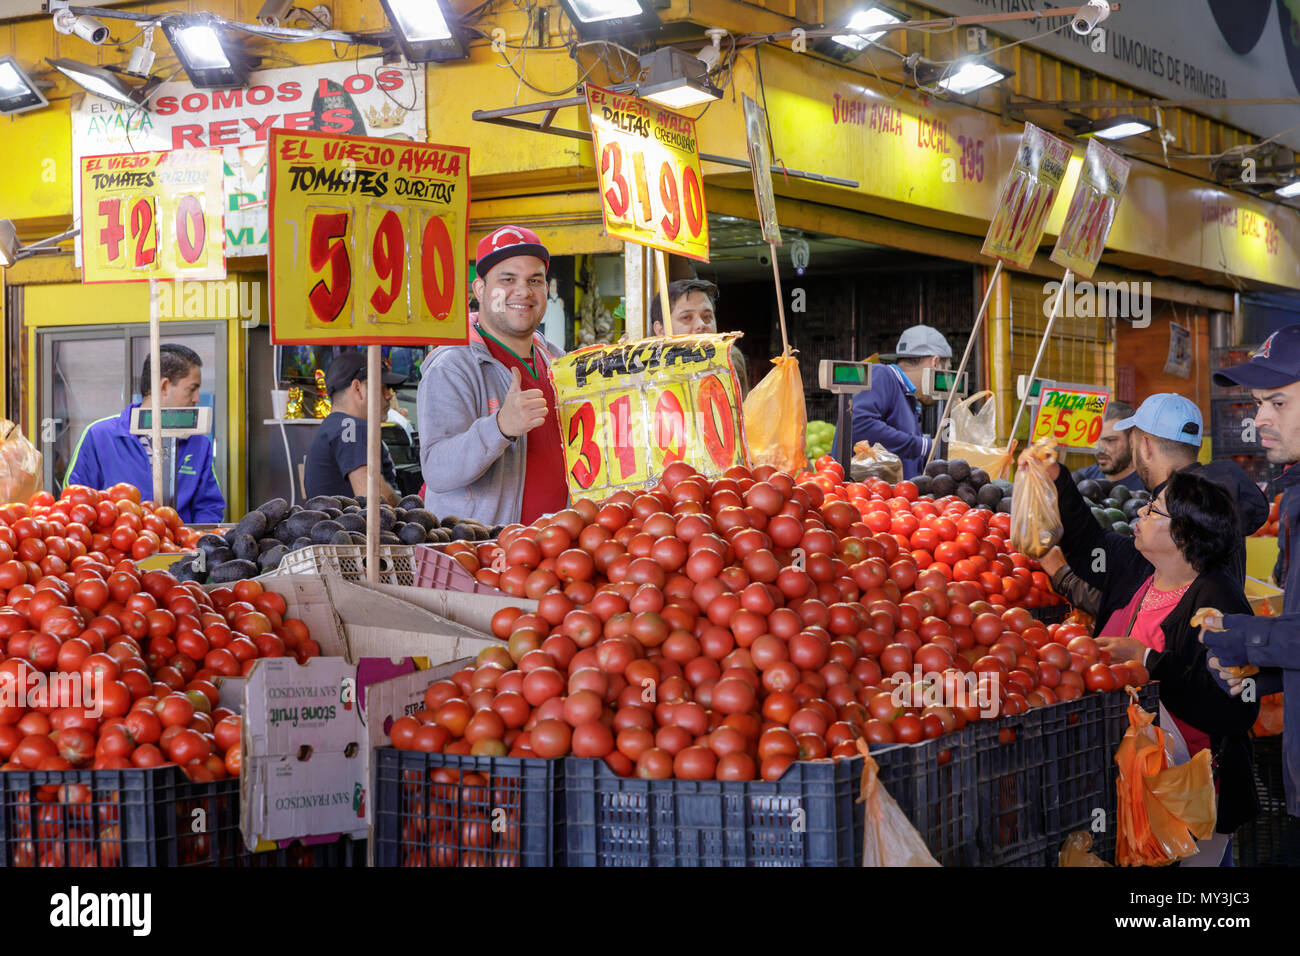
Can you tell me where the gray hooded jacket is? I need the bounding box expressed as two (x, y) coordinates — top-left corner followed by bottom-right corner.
(417, 321), (564, 526)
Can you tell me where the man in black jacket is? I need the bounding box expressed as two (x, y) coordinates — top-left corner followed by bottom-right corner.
(1115, 393), (1268, 585)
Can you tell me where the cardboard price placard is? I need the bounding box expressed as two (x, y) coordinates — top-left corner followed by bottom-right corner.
(743, 94), (781, 245)
(586, 85), (710, 262)
(1050, 138), (1131, 279)
(80, 149), (226, 283)
(981, 124), (1072, 269)
(1031, 386), (1110, 451)
(268, 129), (470, 345)
(550, 333), (746, 497)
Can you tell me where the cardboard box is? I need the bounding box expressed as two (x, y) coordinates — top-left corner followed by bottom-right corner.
(238, 574), (510, 848)
(354, 580), (537, 636)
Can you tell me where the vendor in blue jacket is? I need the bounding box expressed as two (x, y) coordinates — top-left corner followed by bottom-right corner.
(64, 344), (226, 523)
(840, 324), (952, 479)
(1198, 323), (1300, 833)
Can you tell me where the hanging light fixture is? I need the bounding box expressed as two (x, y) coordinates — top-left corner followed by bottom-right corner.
(379, 0), (467, 63)
(1067, 114), (1154, 140)
(909, 55), (1012, 96)
(637, 47), (721, 110)
(555, 0), (660, 39)
(47, 58), (160, 110)
(161, 14), (252, 89)
(816, 4), (907, 62)
(0, 57), (49, 115)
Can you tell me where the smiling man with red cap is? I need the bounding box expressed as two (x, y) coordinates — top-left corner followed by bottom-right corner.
(416, 225), (567, 526)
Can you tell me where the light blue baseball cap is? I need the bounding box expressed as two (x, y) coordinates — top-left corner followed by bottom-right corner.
(1114, 393), (1202, 447)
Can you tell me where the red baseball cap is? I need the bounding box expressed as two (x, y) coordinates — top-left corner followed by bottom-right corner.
(475, 225), (550, 279)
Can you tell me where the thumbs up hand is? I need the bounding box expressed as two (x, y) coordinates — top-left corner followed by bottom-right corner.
(497, 366), (548, 438)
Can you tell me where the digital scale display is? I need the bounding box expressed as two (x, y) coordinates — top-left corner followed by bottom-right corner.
(832, 364), (868, 386)
(818, 360), (873, 394)
(136, 408), (201, 430)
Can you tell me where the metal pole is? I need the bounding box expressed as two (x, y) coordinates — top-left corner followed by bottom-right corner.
(1006, 269), (1073, 453)
(926, 259), (1003, 468)
(365, 345), (381, 584)
(148, 280), (163, 506)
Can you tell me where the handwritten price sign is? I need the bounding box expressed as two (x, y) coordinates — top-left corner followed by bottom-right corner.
(586, 85), (710, 262)
(268, 129), (470, 345)
(550, 334), (746, 497)
(1031, 386), (1109, 450)
(981, 124), (1072, 270)
(1050, 138), (1131, 280)
(80, 149), (226, 283)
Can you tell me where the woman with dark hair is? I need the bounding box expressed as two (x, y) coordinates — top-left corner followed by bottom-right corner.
(1041, 460), (1259, 864)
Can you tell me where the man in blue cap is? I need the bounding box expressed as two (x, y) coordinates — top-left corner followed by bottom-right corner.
(841, 324), (952, 479)
(1115, 392), (1268, 586)
(1197, 325), (1300, 837)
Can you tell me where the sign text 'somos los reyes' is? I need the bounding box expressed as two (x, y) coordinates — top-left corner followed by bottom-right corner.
(549, 333), (748, 498)
(268, 129), (470, 346)
(79, 148), (226, 283)
(585, 85), (710, 262)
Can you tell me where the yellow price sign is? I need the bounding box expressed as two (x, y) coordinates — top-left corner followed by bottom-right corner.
(981, 124), (1072, 270)
(80, 149), (226, 283)
(1031, 387), (1110, 450)
(551, 334), (746, 497)
(1050, 138), (1131, 280)
(586, 85), (710, 262)
(268, 129), (470, 345)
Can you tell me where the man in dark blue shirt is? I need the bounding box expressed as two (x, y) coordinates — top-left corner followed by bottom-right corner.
(840, 325), (952, 479)
(1071, 399), (1146, 492)
(304, 351), (404, 504)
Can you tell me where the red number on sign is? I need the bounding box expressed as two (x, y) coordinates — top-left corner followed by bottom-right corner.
(658, 161), (680, 240)
(610, 394), (635, 480)
(632, 151), (653, 225)
(369, 209), (404, 315)
(568, 401), (601, 490)
(600, 143), (630, 218)
(308, 211), (351, 323)
(682, 165), (705, 239)
(1087, 414), (1103, 443)
(130, 197), (156, 268)
(97, 198), (124, 262)
(654, 390), (686, 466)
(175, 194), (206, 264)
(697, 374), (736, 469)
(420, 215), (455, 319)
(1053, 410), (1070, 440)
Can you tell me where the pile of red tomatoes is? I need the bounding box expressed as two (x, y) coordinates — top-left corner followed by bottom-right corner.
(0, 486), (320, 782)
(390, 462), (1144, 781)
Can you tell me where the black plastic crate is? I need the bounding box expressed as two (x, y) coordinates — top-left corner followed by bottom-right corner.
(0, 767), (349, 866)
(1040, 694), (1111, 861)
(1234, 735), (1300, 866)
(872, 731), (976, 867)
(564, 756), (862, 867)
(969, 711), (1049, 866)
(1028, 604), (1070, 625)
(372, 749), (562, 867)
(1211, 399), (1263, 455)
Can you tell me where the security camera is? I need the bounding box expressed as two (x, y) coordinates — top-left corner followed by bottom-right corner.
(257, 0), (294, 27)
(1071, 0), (1110, 35)
(52, 8), (109, 44)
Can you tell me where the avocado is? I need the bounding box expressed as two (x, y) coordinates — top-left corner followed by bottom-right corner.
(292, 536), (316, 551)
(343, 505), (362, 515)
(258, 545), (289, 572)
(427, 527), (452, 543)
(930, 474), (958, 497)
(996, 498), (1012, 514)
(305, 495), (342, 513)
(1102, 498), (1121, 511)
(379, 507), (396, 532)
(206, 547), (234, 567)
(947, 459), (971, 483)
(1132, 489), (1152, 501)
(257, 537), (282, 554)
(329, 530), (354, 546)
(489, 525), (505, 539)
(233, 510), (268, 539)
(311, 520), (345, 545)
(348, 531), (367, 545)
(223, 527), (239, 547)
(399, 495), (425, 511)
(209, 559), (258, 583)
(977, 483), (1003, 508)
(283, 511), (327, 540)
(256, 497), (291, 525)
(956, 486), (977, 507)
(1091, 507), (1113, 529)
(397, 522), (427, 545)
(336, 496), (359, 510)
(1095, 478), (1114, 497)
(968, 468), (989, 489)
(273, 521), (299, 545)
(336, 513), (366, 533)
(911, 474), (933, 496)
(1111, 520), (1132, 536)
(441, 516), (462, 529)
(197, 533), (228, 557)
(380, 531), (401, 545)
(924, 459), (948, 478)
(1076, 479), (1102, 502)
(324, 508), (342, 520)
(992, 478), (1014, 494)
(170, 558), (201, 583)
(231, 533), (260, 563)
(1111, 484), (1132, 504)
(404, 509), (437, 531)
(1104, 507), (1127, 525)
(1122, 499), (1145, 520)
(450, 524), (478, 541)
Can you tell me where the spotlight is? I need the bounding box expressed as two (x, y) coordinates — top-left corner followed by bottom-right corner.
(379, 0), (467, 63)
(47, 58), (158, 110)
(637, 47), (721, 110)
(555, 0), (660, 39)
(52, 8), (110, 45)
(1068, 114), (1153, 140)
(0, 57), (49, 115)
(161, 15), (251, 89)
(1275, 180), (1300, 199)
(910, 55), (1012, 96)
(816, 5), (907, 62)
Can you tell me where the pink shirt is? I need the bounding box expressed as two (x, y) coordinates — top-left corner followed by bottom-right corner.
(1101, 578), (1212, 757)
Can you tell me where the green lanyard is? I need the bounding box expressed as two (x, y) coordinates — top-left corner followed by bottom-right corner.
(477, 324), (537, 378)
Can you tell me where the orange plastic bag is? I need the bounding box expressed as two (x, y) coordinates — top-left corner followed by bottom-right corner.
(1114, 690), (1217, 866)
(0, 420), (41, 504)
(856, 741), (940, 867)
(1058, 830), (1111, 867)
(743, 350), (807, 475)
